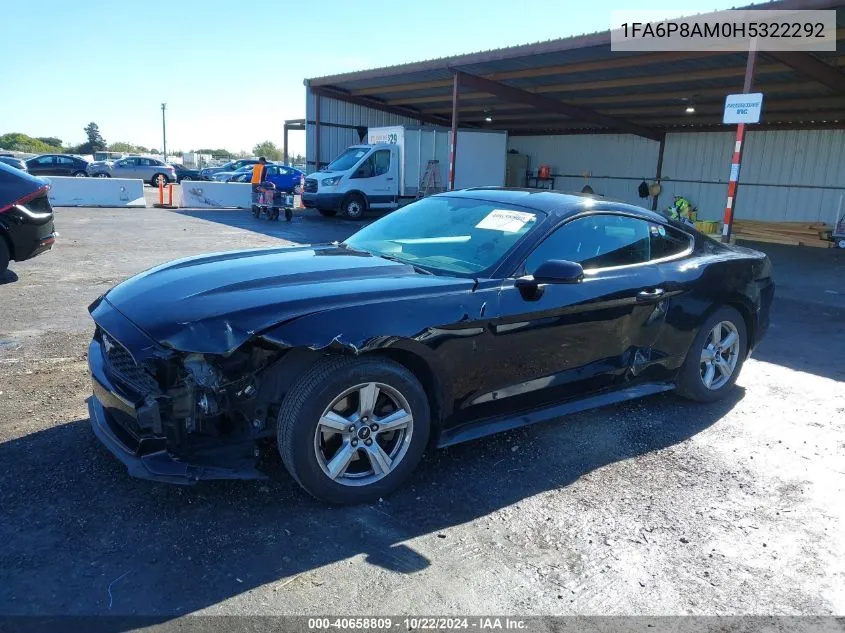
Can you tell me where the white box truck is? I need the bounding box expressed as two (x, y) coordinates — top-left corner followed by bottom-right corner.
(302, 125), (507, 219)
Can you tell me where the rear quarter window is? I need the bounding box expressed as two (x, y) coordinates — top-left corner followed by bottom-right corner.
(650, 224), (692, 260)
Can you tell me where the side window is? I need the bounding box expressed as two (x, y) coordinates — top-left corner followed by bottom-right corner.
(353, 154), (376, 178)
(525, 214), (651, 274)
(373, 150), (390, 176)
(650, 224), (692, 260)
(265, 166), (278, 176)
(36, 156), (55, 165)
(57, 156), (74, 165)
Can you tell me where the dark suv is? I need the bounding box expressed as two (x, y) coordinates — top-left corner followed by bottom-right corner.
(25, 154), (89, 177)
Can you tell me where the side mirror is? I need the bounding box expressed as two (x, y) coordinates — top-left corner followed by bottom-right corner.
(516, 259), (583, 287)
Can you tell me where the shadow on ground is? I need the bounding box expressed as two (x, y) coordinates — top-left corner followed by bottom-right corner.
(751, 298), (845, 382)
(0, 388), (743, 622)
(0, 269), (19, 285)
(175, 208), (366, 245)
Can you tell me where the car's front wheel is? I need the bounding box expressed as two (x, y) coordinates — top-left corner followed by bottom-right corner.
(278, 356), (430, 504)
(675, 305), (747, 403)
(72, 171), (87, 177)
(95, 173), (110, 178)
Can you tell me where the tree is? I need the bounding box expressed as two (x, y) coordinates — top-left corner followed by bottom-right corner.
(108, 142), (136, 153)
(195, 148), (233, 159)
(252, 141), (283, 161)
(36, 137), (62, 148)
(0, 133), (62, 154)
(84, 122), (106, 149)
(70, 122), (107, 155)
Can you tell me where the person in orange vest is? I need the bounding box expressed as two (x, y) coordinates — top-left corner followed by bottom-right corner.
(251, 156), (270, 205)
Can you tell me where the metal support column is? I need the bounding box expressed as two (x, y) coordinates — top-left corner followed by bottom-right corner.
(314, 90), (321, 172)
(722, 40), (758, 243)
(283, 123), (289, 166)
(651, 134), (666, 211)
(448, 73), (459, 191)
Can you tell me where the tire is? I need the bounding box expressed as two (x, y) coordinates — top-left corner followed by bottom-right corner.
(96, 173), (110, 178)
(152, 173), (169, 187)
(342, 193), (366, 220)
(318, 208), (337, 217)
(278, 356), (431, 504)
(0, 237), (10, 276)
(285, 209), (292, 222)
(675, 305), (747, 403)
(252, 206), (260, 218)
(182, 176), (192, 182)
(72, 171), (87, 178)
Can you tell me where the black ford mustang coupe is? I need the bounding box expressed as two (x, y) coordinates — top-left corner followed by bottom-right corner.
(87, 189), (773, 503)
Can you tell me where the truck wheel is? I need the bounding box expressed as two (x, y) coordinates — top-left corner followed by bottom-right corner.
(277, 356), (430, 504)
(342, 194), (366, 220)
(318, 209), (337, 217)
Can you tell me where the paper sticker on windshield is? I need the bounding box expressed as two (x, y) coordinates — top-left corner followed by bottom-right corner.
(476, 209), (536, 233)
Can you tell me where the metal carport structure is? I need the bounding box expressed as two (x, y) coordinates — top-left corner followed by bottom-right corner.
(303, 0), (845, 229)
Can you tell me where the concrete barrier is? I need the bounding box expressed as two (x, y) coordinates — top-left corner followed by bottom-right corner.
(46, 176), (146, 208)
(180, 182), (251, 209)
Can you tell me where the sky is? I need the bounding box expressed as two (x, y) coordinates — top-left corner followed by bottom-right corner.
(2, 0), (740, 157)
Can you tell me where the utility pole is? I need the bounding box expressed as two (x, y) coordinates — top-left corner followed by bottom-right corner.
(161, 103), (168, 162)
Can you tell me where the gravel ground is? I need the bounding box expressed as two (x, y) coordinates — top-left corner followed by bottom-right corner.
(0, 207), (843, 619)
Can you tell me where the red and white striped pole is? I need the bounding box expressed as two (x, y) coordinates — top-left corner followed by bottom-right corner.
(722, 38), (757, 243)
(721, 124), (745, 242)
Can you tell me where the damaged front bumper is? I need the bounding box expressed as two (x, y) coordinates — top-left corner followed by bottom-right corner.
(87, 329), (267, 485)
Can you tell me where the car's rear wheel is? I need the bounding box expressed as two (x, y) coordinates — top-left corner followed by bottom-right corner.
(152, 173), (169, 187)
(342, 194), (366, 220)
(675, 305), (747, 403)
(96, 173), (110, 178)
(318, 208), (337, 217)
(278, 356), (430, 504)
(0, 238), (10, 275)
(72, 171), (87, 177)
(182, 176), (192, 181)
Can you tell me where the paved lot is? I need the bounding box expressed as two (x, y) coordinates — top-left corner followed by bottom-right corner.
(0, 207), (843, 618)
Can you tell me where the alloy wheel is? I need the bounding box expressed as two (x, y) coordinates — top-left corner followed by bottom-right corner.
(700, 320), (740, 390)
(313, 382), (414, 486)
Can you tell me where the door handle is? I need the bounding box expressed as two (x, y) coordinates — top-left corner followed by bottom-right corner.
(636, 288), (665, 302)
(386, 177), (394, 181)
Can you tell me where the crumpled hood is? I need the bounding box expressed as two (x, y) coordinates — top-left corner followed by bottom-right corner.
(99, 244), (472, 354)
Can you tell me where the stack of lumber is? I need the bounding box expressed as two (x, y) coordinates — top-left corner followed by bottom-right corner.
(732, 220), (833, 248)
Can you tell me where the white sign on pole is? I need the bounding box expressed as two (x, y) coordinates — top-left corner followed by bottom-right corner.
(723, 93), (764, 124)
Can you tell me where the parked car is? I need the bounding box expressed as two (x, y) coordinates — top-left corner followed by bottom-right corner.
(25, 154), (89, 177)
(220, 164), (304, 192)
(0, 156), (28, 172)
(199, 159), (261, 181)
(172, 164), (204, 183)
(86, 188), (774, 503)
(0, 162), (56, 275)
(87, 156), (177, 186)
(212, 165), (253, 182)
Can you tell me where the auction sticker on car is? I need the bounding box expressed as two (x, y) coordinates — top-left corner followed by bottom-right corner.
(476, 209), (536, 233)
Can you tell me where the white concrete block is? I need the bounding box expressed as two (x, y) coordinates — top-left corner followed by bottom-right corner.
(179, 182), (252, 209)
(46, 177), (146, 208)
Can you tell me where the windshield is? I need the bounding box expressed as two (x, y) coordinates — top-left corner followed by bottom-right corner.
(344, 196), (543, 276)
(327, 147), (369, 172)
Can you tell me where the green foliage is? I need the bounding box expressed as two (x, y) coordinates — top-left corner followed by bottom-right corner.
(0, 132), (62, 153)
(195, 148), (234, 159)
(252, 141), (283, 161)
(108, 142), (136, 152)
(36, 136), (63, 148)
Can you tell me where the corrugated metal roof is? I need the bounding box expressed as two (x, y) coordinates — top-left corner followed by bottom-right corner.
(305, 0), (845, 134)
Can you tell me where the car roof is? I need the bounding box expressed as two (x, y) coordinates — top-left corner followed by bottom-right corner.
(443, 187), (671, 224)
